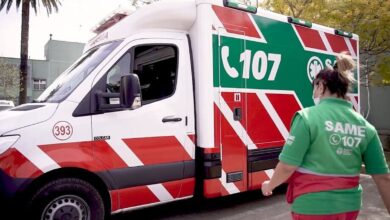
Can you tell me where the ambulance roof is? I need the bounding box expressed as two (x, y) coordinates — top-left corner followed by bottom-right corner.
(85, 0), (358, 51)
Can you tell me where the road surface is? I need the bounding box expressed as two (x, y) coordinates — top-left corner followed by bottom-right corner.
(113, 174), (389, 220)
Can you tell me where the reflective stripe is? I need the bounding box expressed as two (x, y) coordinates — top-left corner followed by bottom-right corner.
(16, 145), (60, 173)
(220, 170), (240, 194)
(106, 139), (143, 167)
(147, 184), (174, 202)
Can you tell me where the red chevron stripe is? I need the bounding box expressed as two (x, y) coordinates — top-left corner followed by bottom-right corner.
(162, 179), (183, 198)
(204, 147), (221, 154)
(295, 25), (327, 51)
(246, 93), (284, 148)
(123, 136), (192, 165)
(162, 178), (195, 199)
(215, 98), (247, 192)
(220, 92), (285, 148)
(114, 185), (160, 209)
(110, 191), (120, 212)
(214, 104), (222, 149)
(212, 5), (261, 39)
(354, 96), (359, 104)
(177, 178), (195, 198)
(249, 171), (270, 190)
(40, 141), (127, 172)
(266, 94), (301, 130)
(188, 134), (196, 144)
(204, 179), (227, 198)
(0, 148), (42, 178)
(325, 33), (350, 54)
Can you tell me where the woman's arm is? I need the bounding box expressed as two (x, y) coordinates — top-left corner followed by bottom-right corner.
(372, 173), (390, 214)
(261, 161), (297, 196)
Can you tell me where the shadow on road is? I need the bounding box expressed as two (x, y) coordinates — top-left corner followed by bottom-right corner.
(112, 187), (287, 220)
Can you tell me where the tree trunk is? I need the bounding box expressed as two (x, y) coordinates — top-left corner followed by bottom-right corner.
(19, 0), (30, 104)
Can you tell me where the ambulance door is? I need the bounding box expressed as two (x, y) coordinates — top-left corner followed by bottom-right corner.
(217, 28), (248, 194)
(91, 36), (195, 208)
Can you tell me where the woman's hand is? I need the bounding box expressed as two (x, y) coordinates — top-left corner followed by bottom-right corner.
(262, 180), (273, 196)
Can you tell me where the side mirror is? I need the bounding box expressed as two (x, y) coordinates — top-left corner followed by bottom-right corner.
(120, 73), (142, 109)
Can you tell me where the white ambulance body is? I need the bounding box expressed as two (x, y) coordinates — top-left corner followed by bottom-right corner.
(0, 0), (359, 219)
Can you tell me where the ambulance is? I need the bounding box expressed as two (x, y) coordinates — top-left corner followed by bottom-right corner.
(0, 0), (360, 219)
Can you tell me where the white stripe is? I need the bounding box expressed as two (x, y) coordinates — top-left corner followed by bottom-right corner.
(220, 170), (240, 194)
(248, 15), (267, 43)
(215, 88), (304, 144)
(16, 146), (60, 172)
(212, 10), (224, 30)
(212, 8), (266, 44)
(219, 87), (300, 96)
(345, 38), (357, 57)
(265, 169), (274, 178)
(319, 31), (333, 53)
(219, 87), (304, 110)
(292, 92), (304, 110)
(218, 31), (267, 44)
(147, 184), (174, 202)
(348, 95), (359, 111)
(106, 139), (143, 167)
(175, 134), (195, 159)
(256, 92), (289, 140)
(111, 196), (193, 214)
(291, 24), (357, 58)
(291, 25), (306, 51)
(216, 91), (257, 150)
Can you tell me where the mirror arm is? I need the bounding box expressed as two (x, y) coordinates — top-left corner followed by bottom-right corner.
(96, 92), (121, 111)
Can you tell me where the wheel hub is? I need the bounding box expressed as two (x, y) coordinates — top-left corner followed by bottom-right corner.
(42, 195), (90, 220)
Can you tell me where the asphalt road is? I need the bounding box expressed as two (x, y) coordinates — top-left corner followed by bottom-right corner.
(112, 174), (389, 220)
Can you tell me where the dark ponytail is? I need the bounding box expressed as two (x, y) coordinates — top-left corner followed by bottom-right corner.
(313, 52), (355, 99)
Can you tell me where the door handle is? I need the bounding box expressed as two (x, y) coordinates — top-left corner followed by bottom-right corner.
(233, 107), (242, 121)
(162, 116), (182, 123)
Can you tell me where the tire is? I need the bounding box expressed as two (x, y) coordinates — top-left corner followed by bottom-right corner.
(27, 178), (105, 220)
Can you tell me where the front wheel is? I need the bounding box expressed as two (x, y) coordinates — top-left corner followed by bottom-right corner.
(28, 178), (105, 220)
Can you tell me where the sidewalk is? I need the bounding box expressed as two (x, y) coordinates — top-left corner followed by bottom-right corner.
(359, 174), (390, 220)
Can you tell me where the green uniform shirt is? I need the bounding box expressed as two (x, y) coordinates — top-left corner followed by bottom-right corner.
(279, 98), (389, 214)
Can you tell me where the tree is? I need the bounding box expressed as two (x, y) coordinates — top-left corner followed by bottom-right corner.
(130, 0), (160, 8)
(261, 0), (390, 86)
(0, 58), (20, 103)
(0, 0), (61, 104)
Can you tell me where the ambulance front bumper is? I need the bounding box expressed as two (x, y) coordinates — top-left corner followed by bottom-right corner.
(0, 169), (31, 206)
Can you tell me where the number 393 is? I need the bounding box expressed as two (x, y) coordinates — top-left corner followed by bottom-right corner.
(53, 121), (73, 140)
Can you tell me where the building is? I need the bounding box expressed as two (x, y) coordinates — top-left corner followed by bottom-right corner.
(0, 37), (84, 103)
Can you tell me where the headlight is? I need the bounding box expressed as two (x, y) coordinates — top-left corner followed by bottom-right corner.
(0, 135), (20, 155)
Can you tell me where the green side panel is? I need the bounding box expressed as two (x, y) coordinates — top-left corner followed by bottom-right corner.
(213, 14), (359, 108)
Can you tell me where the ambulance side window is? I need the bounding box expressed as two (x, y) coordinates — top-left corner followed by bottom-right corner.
(106, 53), (131, 93)
(132, 45), (178, 104)
(105, 44), (177, 105)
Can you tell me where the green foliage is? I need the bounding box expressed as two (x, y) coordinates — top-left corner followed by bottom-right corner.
(0, 59), (19, 102)
(0, 0), (61, 103)
(261, 0), (390, 86)
(375, 56), (390, 85)
(0, 0), (60, 14)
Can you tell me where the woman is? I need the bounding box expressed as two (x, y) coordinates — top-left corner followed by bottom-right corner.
(261, 53), (390, 219)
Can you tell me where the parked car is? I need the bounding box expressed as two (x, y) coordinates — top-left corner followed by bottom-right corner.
(0, 100), (15, 111)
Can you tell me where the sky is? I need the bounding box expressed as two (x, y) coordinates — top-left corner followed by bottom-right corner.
(0, 0), (133, 59)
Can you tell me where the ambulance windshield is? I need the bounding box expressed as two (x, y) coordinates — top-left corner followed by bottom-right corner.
(35, 41), (122, 103)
